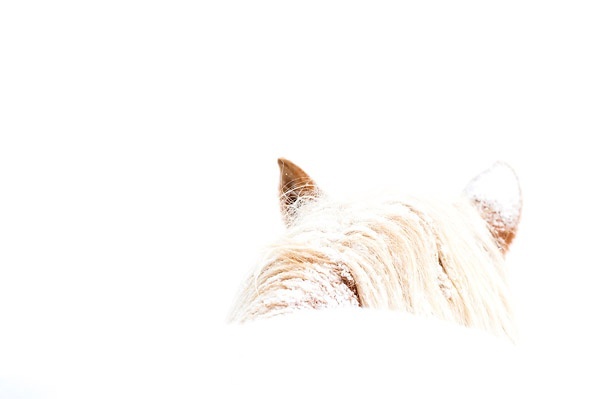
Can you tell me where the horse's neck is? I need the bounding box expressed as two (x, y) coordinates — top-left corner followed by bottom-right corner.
(241, 262), (360, 321)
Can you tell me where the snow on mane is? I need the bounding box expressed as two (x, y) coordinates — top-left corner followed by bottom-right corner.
(230, 186), (517, 341)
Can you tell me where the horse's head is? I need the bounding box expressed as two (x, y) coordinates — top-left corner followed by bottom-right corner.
(230, 158), (522, 341)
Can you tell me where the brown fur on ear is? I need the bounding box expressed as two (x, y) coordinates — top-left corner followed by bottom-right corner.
(464, 162), (522, 254)
(278, 158), (320, 226)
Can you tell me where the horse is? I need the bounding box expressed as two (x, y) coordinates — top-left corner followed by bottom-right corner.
(228, 158), (522, 342)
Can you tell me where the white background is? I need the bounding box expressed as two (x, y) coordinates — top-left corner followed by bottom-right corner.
(1, 1), (599, 397)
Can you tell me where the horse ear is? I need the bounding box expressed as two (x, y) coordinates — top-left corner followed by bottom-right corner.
(278, 158), (320, 226)
(464, 162), (522, 254)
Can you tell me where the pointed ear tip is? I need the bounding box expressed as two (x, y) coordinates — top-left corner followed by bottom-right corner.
(477, 160), (521, 187)
(277, 159), (286, 173)
(492, 160), (518, 175)
(277, 157), (291, 168)
(493, 160), (521, 189)
(467, 161), (523, 251)
(465, 160), (523, 206)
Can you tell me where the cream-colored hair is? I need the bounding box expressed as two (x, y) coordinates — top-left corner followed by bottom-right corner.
(229, 159), (521, 342)
(230, 194), (515, 339)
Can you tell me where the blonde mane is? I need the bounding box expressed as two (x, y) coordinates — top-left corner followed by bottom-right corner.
(229, 159), (521, 342)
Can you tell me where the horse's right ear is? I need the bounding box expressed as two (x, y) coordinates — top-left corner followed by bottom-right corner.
(278, 158), (320, 226)
(464, 161), (522, 254)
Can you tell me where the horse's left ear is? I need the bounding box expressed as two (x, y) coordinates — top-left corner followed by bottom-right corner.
(464, 162), (522, 254)
(278, 158), (320, 226)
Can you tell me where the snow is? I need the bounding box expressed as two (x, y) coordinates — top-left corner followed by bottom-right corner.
(464, 161), (522, 232)
(1, 1), (599, 398)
